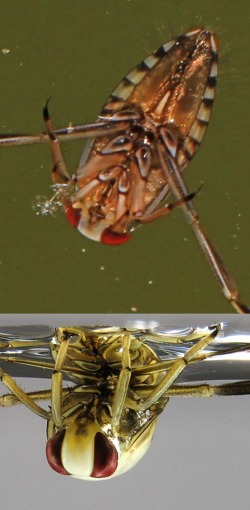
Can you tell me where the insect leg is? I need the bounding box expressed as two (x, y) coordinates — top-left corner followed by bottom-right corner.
(157, 137), (250, 314)
(133, 325), (219, 412)
(0, 339), (59, 373)
(110, 332), (132, 427)
(0, 120), (132, 147)
(0, 368), (49, 419)
(43, 102), (72, 183)
(138, 189), (200, 223)
(127, 380), (250, 406)
(49, 328), (71, 428)
(0, 389), (53, 407)
(166, 380), (250, 398)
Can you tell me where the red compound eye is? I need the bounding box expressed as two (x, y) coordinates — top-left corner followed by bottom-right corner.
(46, 430), (118, 479)
(46, 430), (70, 476)
(101, 228), (131, 245)
(91, 432), (118, 478)
(65, 203), (81, 228)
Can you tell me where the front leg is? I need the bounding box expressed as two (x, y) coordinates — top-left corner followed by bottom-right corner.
(43, 102), (71, 184)
(49, 329), (71, 428)
(110, 332), (132, 428)
(137, 189), (200, 223)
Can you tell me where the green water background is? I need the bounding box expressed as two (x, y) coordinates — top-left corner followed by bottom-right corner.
(0, 0), (249, 313)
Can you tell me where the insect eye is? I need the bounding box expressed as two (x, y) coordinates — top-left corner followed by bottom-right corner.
(91, 432), (118, 478)
(101, 227), (131, 245)
(46, 429), (70, 475)
(65, 202), (81, 228)
(46, 421), (118, 479)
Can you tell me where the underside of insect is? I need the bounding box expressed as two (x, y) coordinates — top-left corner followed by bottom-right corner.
(42, 28), (218, 245)
(1, 325), (250, 480)
(0, 28), (249, 313)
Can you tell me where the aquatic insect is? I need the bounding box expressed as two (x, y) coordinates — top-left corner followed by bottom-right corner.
(0, 28), (249, 313)
(1, 325), (250, 480)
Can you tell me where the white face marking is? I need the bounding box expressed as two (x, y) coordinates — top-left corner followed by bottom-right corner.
(77, 214), (106, 242)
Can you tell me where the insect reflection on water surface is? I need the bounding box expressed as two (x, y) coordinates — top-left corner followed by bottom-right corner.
(1, 325), (250, 480)
(0, 28), (249, 313)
